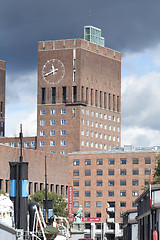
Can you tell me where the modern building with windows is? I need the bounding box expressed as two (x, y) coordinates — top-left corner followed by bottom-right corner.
(37, 26), (121, 154)
(0, 60), (6, 137)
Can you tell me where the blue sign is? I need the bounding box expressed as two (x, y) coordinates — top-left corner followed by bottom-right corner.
(9, 179), (16, 197)
(22, 180), (29, 197)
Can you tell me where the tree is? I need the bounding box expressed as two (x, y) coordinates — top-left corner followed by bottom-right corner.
(152, 154), (160, 184)
(30, 189), (69, 217)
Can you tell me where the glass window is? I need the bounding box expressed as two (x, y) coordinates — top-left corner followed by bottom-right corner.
(31, 141), (36, 147)
(85, 191), (91, 197)
(144, 179), (149, 186)
(60, 151), (66, 155)
(61, 130), (66, 135)
(85, 180), (91, 186)
(50, 141), (55, 146)
(132, 191), (138, 197)
(97, 170), (103, 176)
(132, 180), (139, 186)
(85, 202), (90, 207)
(95, 132), (98, 138)
(145, 157), (151, 164)
(90, 142), (93, 148)
(96, 212), (101, 218)
(109, 135), (111, 140)
(85, 212), (90, 218)
(73, 170), (79, 176)
(95, 122), (98, 128)
(133, 169), (139, 175)
(61, 109), (66, 114)
(11, 142), (16, 148)
(109, 159), (115, 165)
(109, 115), (111, 120)
(40, 120), (45, 126)
(132, 201), (137, 207)
(40, 130), (45, 136)
(104, 124), (107, 129)
(81, 140), (84, 146)
(145, 169), (149, 175)
(73, 181), (79, 186)
(40, 109), (45, 115)
(97, 180), (103, 186)
(73, 191), (79, 197)
(120, 202), (126, 207)
(97, 159), (103, 165)
(61, 140), (66, 146)
(120, 190), (126, 197)
(95, 112), (98, 118)
(96, 202), (102, 207)
(108, 191), (114, 197)
(61, 119), (66, 125)
(120, 180), (126, 186)
(81, 109), (84, 114)
(100, 133), (103, 139)
(82, 119), (84, 125)
(91, 111), (94, 116)
(91, 121), (94, 127)
(117, 117), (120, 122)
(85, 170), (91, 176)
(50, 109), (55, 115)
(40, 141), (45, 147)
(86, 120), (89, 126)
(86, 130), (89, 136)
(50, 130), (55, 136)
(74, 160), (79, 165)
(132, 158), (139, 164)
(73, 202), (79, 207)
(100, 113), (103, 118)
(86, 141), (89, 147)
(113, 126), (115, 131)
(96, 191), (102, 197)
(91, 131), (93, 137)
(120, 159), (126, 164)
(86, 110), (89, 115)
(50, 120), (56, 125)
(109, 125), (111, 130)
(108, 169), (114, 175)
(85, 159), (91, 165)
(108, 180), (114, 186)
(120, 169), (126, 175)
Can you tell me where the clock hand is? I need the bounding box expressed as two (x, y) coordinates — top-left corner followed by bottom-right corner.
(44, 71), (53, 77)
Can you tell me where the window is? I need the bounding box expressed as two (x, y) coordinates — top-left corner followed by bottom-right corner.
(95, 132), (98, 138)
(90, 142), (93, 148)
(91, 121), (93, 127)
(108, 191), (114, 197)
(74, 160), (79, 165)
(113, 116), (116, 121)
(85, 202), (90, 207)
(60, 151), (66, 155)
(120, 202), (126, 207)
(61, 140), (66, 146)
(97, 191), (102, 197)
(50, 120), (56, 125)
(85, 180), (91, 186)
(40, 120), (45, 126)
(50, 109), (55, 115)
(85, 212), (90, 218)
(97, 180), (103, 186)
(120, 159), (126, 164)
(117, 127), (120, 132)
(96, 213), (101, 218)
(132, 201), (137, 207)
(73, 191), (79, 197)
(73, 202), (79, 207)
(95, 122), (98, 128)
(132, 191), (138, 197)
(120, 180), (126, 186)
(100, 133), (102, 139)
(95, 143), (98, 148)
(40, 141), (45, 147)
(73, 86), (77, 102)
(62, 86), (66, 103)
(85, 159), (91, 165)
(100, 123), (103, 129)
(52, 87), (56, 104)
(132, 180), (139, 186)
(86, 110), (89, 115)
(108, 169), (114, 175)
(85, 170), (91, 176)
(133, 158), (139, 164)
(109, 159), (115, 165)
(133, 169), (139, 175)
(40, 110), (45, 115)
(120, 169), (126, 175)
(104, 114), (107, 119)
(95, 112), (98, 118)
(117, 117), (120, 122)
(104, 134), (107, 140)
(120, 190), (126, 197)
(104, 124), (107, 130)
(104, 144), (107, 150)
(109, 135), (111, 140)
(24, 142), (29, 147)
(86, 130), (89, 136)
(42, 88), (45, 104)
(61, 109), (66, 114)
(73, 108), (76, 118)
(117, 137), (120, 142)
(108, 180), (114, 186)
(96, 202), (102, 207)
(61, 119), (66, 125)
(97, 170), (103, 176)
(109, 125), (111, 130)
(73, 170), (79, 176)
(50, 141), (55, 146)
(99, 144), (103, 149)
(145, 157), (151, 164)
(81, 140), (84, 146)
(109, 115), (111, 120)
(51, 151), (55, 154)
(145, 169), (149, 175)
(91, 131), (93, 138)
(40, 130), (45, 136)
(100, 113), (103, 118)
(31, 141), (36, 147)
(113, 136), (115, 142)
(50, 130), (55, 136)
(91, 110), (94, 116)
(81, 130), (84, 136)
(81, 109), (84, 114)
(86, 120), (89, 126)
(97, 159), (103, 165)
(86, 141), (89, 147)
(11, 142), (16, 148)
(85, 191), (91, 197)
(113, 126), (115, 131)
(145, 179), (149, 185)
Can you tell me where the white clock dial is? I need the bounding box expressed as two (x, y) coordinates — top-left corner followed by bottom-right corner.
(42, 59), (65, 84)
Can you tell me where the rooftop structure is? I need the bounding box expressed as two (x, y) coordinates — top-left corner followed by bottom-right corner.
(84, 26), (105, 47)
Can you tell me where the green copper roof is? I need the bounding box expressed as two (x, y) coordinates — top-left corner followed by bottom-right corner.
(84, 25), (105, 47)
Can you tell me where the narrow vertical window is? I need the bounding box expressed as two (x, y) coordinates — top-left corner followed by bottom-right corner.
(63, 86), (66, 103)
(73, 86), (77, 102)
(95, 90), (97, 107)
(117, 96), (120, 112)
(86, 87), (88, 104)
(113, 95), (115, 111)
(91, 89), (93, 105)
(81, 86), (84, 102)
(104, 92), (106, 109)
(42, 88), (45, 104)
(100, 91), (102, 108)
(108, 93), (111, 110)
(52, 87), (56, 104)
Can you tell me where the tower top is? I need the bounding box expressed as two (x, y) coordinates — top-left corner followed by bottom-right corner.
(84, 25), (105, 47)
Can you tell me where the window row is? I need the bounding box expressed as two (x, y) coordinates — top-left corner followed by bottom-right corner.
(81, 128), (120, 138)
(73, 201), (137, 209)
(73, 179), (149, 187)
(81, 141), (119, 149)
(40, 130), (66, 136)
(5, 141), (36, 148)
(81, 109), (120, 122)
(81, 119), (120, 131)
(40, 119), (66, 126)
(40, 140), (66, 147)
(40, 109), (66, 115)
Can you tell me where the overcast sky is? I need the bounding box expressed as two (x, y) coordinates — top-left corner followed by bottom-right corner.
(1, 0), (160, 147)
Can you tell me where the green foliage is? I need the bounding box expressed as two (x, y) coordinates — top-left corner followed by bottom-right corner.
(30, 189), (69, 217)
(0, 190), (6, 195)
(153, 154), (160, 184)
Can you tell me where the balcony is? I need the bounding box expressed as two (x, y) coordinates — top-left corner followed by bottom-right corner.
(107, 207), (115, 213)
(106, 218), (115, 223)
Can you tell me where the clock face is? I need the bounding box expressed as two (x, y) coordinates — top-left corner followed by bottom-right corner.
(42, 59), (65, 84)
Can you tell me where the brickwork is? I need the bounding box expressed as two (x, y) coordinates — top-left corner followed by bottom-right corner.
(0, 136), (37, 149)
(0, 60), (6, 137)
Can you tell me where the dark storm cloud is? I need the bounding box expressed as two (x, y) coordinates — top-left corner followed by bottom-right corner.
(1, 0), (160, 74)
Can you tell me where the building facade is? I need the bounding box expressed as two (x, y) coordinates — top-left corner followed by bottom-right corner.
(37, 36), (121, 154)
(0, 60), (6, 137)
(68, 146), (159, 239)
